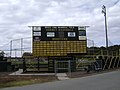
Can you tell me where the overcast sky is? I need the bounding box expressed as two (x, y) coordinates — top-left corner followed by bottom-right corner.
(0, 0), (120, 52)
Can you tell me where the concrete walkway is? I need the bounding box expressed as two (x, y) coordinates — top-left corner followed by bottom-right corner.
(9, 69), (23, 75)
(56, 73), (69, 80)
(10, 69), (70, 80)
(9, 69), (69, 78)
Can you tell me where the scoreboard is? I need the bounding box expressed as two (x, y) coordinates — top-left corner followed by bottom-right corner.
(32, 26), (87, 57)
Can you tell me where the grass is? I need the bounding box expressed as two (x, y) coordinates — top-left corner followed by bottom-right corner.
(0, 80), (32, 88)
(0, 76), (57, 89)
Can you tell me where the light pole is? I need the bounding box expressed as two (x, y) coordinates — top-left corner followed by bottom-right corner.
(92, 40), (95, 55)
(10, 40), (12, 61)
(21, 38), (23, 57)
(102, 5), (108, 49)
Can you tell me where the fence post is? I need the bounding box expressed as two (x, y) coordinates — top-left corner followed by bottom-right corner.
(23, 58), (26, 73)
(68, 60), (71, 77)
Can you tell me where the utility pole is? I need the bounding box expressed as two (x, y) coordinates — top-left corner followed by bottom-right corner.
(102, 5), (108, 49)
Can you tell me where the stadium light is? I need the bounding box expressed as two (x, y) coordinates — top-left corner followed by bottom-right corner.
(102, 5), (108, 49)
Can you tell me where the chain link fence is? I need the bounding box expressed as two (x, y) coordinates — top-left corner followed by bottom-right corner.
(0, 37), (32, 57)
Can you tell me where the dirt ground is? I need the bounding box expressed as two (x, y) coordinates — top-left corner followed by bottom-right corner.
(67, 68), (120, 78)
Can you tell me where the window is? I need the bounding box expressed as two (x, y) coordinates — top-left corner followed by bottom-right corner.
(34, 37), (40, 40)
(78, 26), (85, 30)
(34, 37), (41, 41)
(79, 30), (86, 36)
(33, 26), (41, 31)
(79, 36), (86, 40)
(68, 32), (76, 37)
(33, 32), (41, 36)
(47, 32), (55, 37)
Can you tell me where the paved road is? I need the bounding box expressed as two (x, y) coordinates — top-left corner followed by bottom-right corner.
(1, 70), (120, 90)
